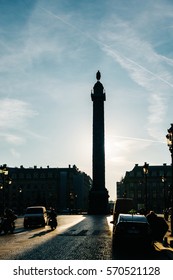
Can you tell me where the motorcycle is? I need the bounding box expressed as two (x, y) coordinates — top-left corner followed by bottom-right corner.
(48, 217), (57, 230)
(0, 217), (15, 234)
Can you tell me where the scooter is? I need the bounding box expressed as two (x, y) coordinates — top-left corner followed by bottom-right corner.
(48, 217), (57, 230)
(0, 217), (15, 234)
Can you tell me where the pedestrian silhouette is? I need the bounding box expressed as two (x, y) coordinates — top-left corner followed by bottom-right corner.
(146, 211), (168, 242)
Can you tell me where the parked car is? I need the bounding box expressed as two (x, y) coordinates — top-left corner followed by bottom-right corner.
(112, 214), (153, 249)
(24, 206), (48, 228)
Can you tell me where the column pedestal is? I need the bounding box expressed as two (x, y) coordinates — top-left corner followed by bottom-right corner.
(88, 189), (109, 214)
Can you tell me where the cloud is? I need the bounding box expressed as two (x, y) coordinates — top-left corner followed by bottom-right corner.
(0, 133), (25, 145)
(96, 14), (173, 142)
(0, 98), (37, 146)
(99, 20), (173, 88)
(147, 93), (167, 139)
(105, 134), (151, 166)
(10, 148), (21, 159)
(0, 98), (37, 129)
(113, 135), (165, 144)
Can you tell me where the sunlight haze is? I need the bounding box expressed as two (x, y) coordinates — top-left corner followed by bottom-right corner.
(1, 0), (173, 200)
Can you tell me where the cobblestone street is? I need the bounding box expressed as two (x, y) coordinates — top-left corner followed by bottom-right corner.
(1, 215), (173, 260)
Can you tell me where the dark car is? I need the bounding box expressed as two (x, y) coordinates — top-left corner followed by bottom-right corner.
(24, 206), (48, 228)
(112, 214), (153, 249)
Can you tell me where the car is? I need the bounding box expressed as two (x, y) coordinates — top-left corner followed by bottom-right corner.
(112, 214), (153, 250)
(24, 206), (48, 228)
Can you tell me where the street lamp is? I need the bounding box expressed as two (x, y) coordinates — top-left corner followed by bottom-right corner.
(18, 187), (23, 215)
(166, 123), (173, 235)
(143, 162), (149, 213)
(161, 175), (167, 210)
(0, 164), (12, 215)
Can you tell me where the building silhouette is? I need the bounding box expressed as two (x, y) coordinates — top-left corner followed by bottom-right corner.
(117, 163), (171, 213)
(0, 164), (92, 215)
(88, 71), (109, 214)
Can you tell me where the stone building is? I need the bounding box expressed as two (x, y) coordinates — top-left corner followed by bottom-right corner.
(116, 163), (171, 213)
(0, 164), (92, 215)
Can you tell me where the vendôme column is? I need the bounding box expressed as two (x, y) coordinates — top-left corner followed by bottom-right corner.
(88, 71), (109, 214)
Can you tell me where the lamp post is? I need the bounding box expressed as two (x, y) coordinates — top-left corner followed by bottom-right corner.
(0, 184), (3, 216)
(18, 187), (23, 215)
(161, 175), (167, 210)
(0, 164), (12, 215)
(166, 123), (173, 235)
(143, 162), (149, 213)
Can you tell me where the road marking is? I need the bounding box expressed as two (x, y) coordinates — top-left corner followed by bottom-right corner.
(59, 229), (111, 236)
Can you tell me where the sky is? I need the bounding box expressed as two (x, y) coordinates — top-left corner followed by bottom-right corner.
(1, 0), (173, 200)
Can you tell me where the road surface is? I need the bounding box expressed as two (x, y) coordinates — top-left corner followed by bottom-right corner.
(0, 215), (172, 260)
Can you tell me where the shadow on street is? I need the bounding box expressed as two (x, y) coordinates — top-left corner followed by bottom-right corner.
(4, 215), (173, 260)
(28, 229), (53, 239)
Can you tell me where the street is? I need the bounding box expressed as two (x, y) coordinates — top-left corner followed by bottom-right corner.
(0, 215), (172, 260)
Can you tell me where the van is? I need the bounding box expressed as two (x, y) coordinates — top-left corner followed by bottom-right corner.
(112, 198), (133, 224)
(24, 206), (48, 228)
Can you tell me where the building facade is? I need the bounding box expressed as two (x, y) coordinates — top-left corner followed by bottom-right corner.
(0, 164), (92, 215)
(116, 163), (171, 213)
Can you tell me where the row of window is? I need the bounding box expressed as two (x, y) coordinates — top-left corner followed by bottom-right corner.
(123, 181), (171, 187)
(129, 171), (172, 177)
(0, 184), (56, 192)
(10, 172), (56, 179)
(128, 189), (165, 199)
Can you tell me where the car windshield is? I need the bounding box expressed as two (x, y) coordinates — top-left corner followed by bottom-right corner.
(26, 208), (43, 214)
(119, 214), (147, 223)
